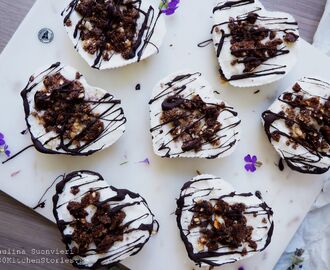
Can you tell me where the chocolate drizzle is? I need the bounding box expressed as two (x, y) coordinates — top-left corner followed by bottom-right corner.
(20, 62), (126, 156)
(262, 78), (330, 174)
(175, 175), (274, 267)
(149, 72), (241, 159)
(62, 0), (164, 69)
(212, 0), (299, 83)
(213, 0), (255, 13)
(53, 170), (158, 269)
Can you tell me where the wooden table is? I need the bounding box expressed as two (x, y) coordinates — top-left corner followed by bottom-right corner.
(0, 0), (327, 269)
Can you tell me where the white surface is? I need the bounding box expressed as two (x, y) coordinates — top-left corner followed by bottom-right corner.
(275, 180), (330, 270)
(0, 0), (329, 270)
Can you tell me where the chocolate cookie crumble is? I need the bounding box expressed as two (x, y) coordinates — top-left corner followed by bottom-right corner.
(228, 12), (299, 73)
(160, 95), (224, 152)
(275, 83), (330, 152)
(33, 73), (104, 147)
(189, 199), (256, 253)
(66, 189), (126, 255)
(67, 0), (140, 60)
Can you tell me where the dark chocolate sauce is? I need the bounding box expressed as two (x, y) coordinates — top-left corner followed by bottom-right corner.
(53, 170), (157, 269)
(278, 158), (284, 171)
(212, 1), (299, 82)
(262, 78), (330, 174)
(62, 0), (163, 69)
(175, 177), (274, 267)
(19, 62), (126, 157)
(149, 73), (241, 158)
(32, 174), (64, 210)
(197, 39), (213, 48)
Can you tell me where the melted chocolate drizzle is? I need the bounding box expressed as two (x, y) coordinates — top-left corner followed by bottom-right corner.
(149, 73), (241, 158)
(176, 176), (274, 267)
(212, 0), (299, 81)
(62, 0), (163, 69)
(53, 170), (158, 269)
(262, 78), (330, 174)
(20, 62), (126, 157)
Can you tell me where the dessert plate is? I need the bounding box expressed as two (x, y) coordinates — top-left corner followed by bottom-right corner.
(0, 0), (329, 269)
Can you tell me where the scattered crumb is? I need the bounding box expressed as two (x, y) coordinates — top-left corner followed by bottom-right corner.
(254, 90), (260, 94)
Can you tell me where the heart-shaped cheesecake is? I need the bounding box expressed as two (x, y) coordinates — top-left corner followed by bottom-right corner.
(212, 0), (300, 87)
(262, 77), (330, 174)
(21, 62), (126, 156)
(53, 170), (158, 269)
(62, 0), (167, 69)
(149, 71), (241, 159)
(176, 174), (274, 267)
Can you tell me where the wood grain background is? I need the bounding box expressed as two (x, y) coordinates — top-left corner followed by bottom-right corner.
(0, 0), (327, 269)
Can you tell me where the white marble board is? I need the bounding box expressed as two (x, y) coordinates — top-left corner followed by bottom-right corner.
(0, 0), (329, 269)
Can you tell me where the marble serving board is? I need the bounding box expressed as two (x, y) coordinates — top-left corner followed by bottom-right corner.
(0, 0), (329, 269)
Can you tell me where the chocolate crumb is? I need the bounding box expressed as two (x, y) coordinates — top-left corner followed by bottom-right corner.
(254, 90), (260, 94)
(67, 189), (126, 255)
(135, 83), (141, 91)
(228, 12), (298, 73)
(65, 19), (72, 27)
(292, 83), (302, 92)
(71, 0), (140, 60)
(33, 72), (105, 146)
(190, 199), (256, 255)
(160, 94), (223, 152)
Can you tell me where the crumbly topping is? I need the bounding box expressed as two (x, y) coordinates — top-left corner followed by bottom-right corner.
(33, 73), (104, 146)
(72, 0), (140, 60)
(228, 12), (299, 72)
(274, 83), (330, 151)
(67, 189), (126, 255)
(189, 199), (256, 253)
(160, 95), (224, 152)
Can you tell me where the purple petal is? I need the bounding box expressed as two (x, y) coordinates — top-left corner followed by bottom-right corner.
(5, 150), (10, 157)
(163, 8), (176, 15)
(0, 139), (5, 146)
(168, 1), (178, 8)
(238, 267), (245, 270)
(244, 164), (253, 172)
(139, 158), (150, 165)
(251, 155), (257, 164)
(244, 154), (252, 162)
(0, 132), (4, 139)
(245, 163), (256, 172)
(250, 164), (256, 172)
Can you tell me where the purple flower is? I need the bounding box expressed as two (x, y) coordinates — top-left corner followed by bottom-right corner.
(238, 267), (245, 270)
(0, 132), (11, 157)
(244, 154), (258, 172)
(138, 158), (150, 165)
(4, 145), (10, 157)
(160, 0), (180, 15)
